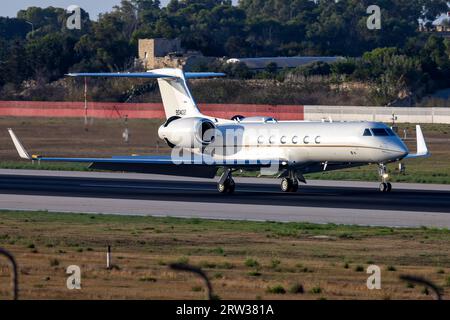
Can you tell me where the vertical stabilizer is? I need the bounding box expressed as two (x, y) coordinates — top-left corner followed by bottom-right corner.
(156, 69), (202, 119)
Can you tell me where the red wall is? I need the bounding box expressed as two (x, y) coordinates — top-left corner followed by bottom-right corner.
(0, 101), (304, 121)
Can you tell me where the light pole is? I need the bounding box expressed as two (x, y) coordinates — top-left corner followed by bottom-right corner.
(25, 21), (34, 34)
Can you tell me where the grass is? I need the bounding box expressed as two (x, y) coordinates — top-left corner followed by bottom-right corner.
(49, 258), (60, 267)
(245, 258), (260, 269)
(310, 287), (323, 294)
(139, 277), (157, 283)
(355, 265), (365, 272)
(0, 161), (91, 172)
(387, 265), (397, 272)
(288, 283), (304, 294)
(191, 286), (203, 292)
(270, 259), (281, 270)
(0, 210), (449, 300)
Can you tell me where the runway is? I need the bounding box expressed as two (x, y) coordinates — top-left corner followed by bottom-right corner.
(0, 169), (450, 228)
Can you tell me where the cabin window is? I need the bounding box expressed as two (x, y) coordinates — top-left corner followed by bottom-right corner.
(257, 136), (264, 144)
(280, 136), (287, 144)
(315, 136), (321, 144)
(363, 129), (372, 136)
(269, 136), (276, 144)
(303, 136), (310, 144)
(292, 136), (298, 144)
(372, 128), (389, 136)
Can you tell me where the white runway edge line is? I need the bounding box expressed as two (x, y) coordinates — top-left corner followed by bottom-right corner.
(1, 194), (449, 228)
(1, 169), (450, 191)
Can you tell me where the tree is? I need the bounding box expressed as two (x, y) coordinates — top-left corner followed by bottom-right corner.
(0, 17), (29, 40)
(295, 61), (332, 77)
(4, 40), (30, 86)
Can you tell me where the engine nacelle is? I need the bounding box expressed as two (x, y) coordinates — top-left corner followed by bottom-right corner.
(158, 117), (216, 148)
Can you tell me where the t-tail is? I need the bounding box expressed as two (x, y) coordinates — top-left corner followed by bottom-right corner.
(66, 68), (225, 119)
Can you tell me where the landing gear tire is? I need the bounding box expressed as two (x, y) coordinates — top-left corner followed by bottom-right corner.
(227, 179), (236, 194)
(281, 178), (291, 192)
(386, 182), (392, 192)
(378, 164), (392, 193)
(281, 178), (298, 193)
(218, 178), (235, 194)
(379, 182), (392, 193)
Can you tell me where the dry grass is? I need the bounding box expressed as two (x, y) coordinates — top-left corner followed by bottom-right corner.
(0, 117), (169, 160)
(0, 211), (448, 300)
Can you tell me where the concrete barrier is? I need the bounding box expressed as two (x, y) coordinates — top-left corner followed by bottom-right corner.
(304, 105), (450, 123)
(0, 101), (304, 121)
(1, 101), (449, 123)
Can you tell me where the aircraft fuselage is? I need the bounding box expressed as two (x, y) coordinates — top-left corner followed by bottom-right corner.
(199, 120), (409, 166)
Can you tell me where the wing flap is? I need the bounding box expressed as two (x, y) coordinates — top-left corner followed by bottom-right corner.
(89, 162), (219, 179)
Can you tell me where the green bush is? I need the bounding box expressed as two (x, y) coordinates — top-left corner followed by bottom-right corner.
(245, 258), (260, 269)
(288, 283), (304, 294)
(310, 287), (322, 294)
(266, 285), (286, 294)
(387, 265), (397, 272)
(355, 265), (364, 272)
(49, 258), (59, 267)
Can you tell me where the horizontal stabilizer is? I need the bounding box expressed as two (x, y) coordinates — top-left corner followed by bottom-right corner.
(67, 68), (224, 119)
(66, 69), (225, 80)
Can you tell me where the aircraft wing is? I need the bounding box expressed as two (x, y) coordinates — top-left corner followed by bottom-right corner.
(8, 129), (284, 178)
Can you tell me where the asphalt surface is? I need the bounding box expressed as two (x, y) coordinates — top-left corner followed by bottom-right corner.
(0, 169), (450, 228)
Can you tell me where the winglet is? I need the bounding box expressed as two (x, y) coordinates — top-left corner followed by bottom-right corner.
(405, 125), (430, 159)
(7, 129), (31, 160)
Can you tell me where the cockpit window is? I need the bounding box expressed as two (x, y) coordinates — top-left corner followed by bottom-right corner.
(385, 128), (396, 136)
(363, 129), (372, 136)
(372, 128), (389, 136)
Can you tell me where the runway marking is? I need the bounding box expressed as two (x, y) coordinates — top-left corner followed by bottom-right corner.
(79, 183), (340, 196)
(80, 183), (214, 192)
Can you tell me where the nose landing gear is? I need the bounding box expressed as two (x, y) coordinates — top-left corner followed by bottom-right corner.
(378, 164), (392, 193)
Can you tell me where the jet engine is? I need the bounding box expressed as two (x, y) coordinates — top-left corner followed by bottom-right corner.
(158, 117), (217, 148)
(231, 115), (245, 122)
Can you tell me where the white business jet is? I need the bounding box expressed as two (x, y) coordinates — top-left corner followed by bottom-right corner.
(8, 68), (429, 194)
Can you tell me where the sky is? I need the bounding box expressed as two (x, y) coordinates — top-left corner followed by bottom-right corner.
(0, 0), (238, 19)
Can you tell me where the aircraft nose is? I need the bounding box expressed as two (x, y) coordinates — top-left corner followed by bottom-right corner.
(394, 139), (409, 158)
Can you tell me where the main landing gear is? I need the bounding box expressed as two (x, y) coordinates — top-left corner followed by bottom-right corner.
(280, 170), (300, 193)
(217, 168), (236, 194)
(217, 168), (301, 194)
(281, 178), (299, 193)
(378, 164), (392, 193)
